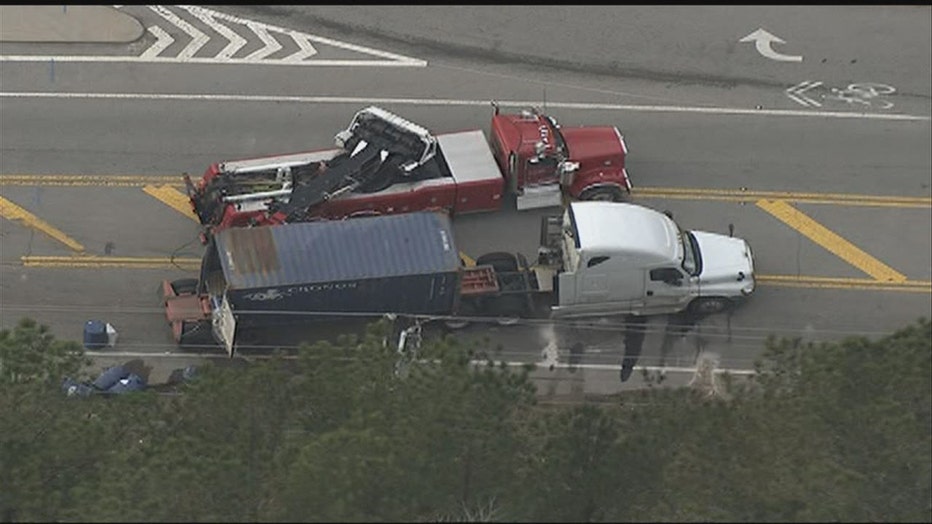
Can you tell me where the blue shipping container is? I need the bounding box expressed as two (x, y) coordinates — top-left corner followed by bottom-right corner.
(214, 212), (461, 319)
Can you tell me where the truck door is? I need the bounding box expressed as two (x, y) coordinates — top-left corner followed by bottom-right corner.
(580, 256), (643, 313)
(645, 267), (696, 314)
(211, 294), (237, 357)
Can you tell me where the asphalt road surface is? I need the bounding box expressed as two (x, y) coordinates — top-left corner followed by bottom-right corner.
(1, 5), (929, 395)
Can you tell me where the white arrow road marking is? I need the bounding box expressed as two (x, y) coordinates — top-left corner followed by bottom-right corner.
(785, 80), (823, 107)
(149, 5), (208, 60)
(242, 22), (282, 61)
(739, 28), (802, 62)
(282, 31), (318, 62)
(181, 5), (247, 60)
(139, 25), (173, 59)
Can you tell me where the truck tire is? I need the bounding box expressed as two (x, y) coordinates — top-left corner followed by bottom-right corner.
(483, 294), (526, 325)
(475, 252), (519, 273)
(688, 297), (731, 316)
(580, 186), (625, 202)
(446, 298), (479, 330)
(171, 278), (198, 295)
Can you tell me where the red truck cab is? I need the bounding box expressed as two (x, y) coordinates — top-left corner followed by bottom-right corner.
(489, 104), (631, 209)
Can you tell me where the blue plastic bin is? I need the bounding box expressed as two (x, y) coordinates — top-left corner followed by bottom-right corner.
(83, 320), (108, 349)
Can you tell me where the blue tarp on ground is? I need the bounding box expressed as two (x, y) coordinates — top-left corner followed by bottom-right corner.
(92, 365), (129, 390)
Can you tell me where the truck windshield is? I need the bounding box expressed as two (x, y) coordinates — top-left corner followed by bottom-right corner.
(562, 209), (580, 272)
(681, 230), (702, 277)
(545, 116), (569, 158)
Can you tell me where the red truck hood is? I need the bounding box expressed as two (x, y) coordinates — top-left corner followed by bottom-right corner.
(559, 127), (626, 163)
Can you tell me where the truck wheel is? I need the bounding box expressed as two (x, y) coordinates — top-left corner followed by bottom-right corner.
(446, 299), (479, 330)
(171, 278), (198, 295)
(580, 186), (624, 202)
(476, 252), (519, 273)
(688, 297), (731, 316)
(484, 295), (526, 325)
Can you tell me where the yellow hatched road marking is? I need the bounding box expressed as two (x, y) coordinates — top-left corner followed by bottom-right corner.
(142, 185), (199, 222)
(756, 199), (907, 282)
(0, 196), (85, 252)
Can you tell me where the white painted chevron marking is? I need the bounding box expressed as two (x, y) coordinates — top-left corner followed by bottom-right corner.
(149, 5), (208, 60)
(243, 22), (282, 61)
(139, 25), (173, 59)
(785, 80), (823, 108)
(193, 6), (425, 66)
(283, 31), (318, 62)
(181, 5), (247, 60)
(6, 5), (426, 67)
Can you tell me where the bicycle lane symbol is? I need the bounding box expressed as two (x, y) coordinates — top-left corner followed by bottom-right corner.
(784, 81), (896, 110)
(825, 83), (896, 109)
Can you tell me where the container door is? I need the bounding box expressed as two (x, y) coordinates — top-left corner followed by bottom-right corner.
(211, 294), (237, 357)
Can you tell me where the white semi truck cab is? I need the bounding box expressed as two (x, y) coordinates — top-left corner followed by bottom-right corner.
(538, 201), (755, 318)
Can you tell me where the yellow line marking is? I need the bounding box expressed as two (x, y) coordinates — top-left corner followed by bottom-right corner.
(756, 278), (930, 293)
(142, 185), (199, 222)
(0, 196), (85, 252)
(17, 256), (930, 293)
(2, 176), (930, 208)
(758, 274), (931, 286)
(756, 199), (907, 282)
(1, 174), (180, 187)
(21, 255), (200, 269)
(638, 187), (932, 205)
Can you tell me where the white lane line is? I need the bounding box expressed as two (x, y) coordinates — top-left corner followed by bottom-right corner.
(84, 350), (758, 375)
(242, 22), (282, 61)
(0, 91), (927, 121)
(181, 5), (247, 60)
(139, 25), (174, 59)
(149, 5), (208, 60)
(0, 56), (423, 67)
